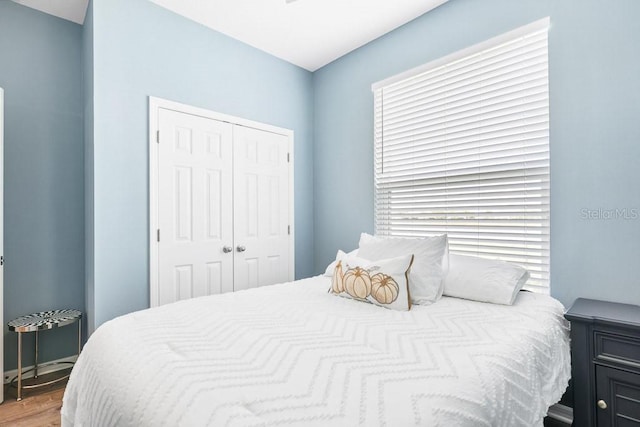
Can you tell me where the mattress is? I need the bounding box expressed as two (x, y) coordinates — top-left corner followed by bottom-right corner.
(61, 275), (570, 426)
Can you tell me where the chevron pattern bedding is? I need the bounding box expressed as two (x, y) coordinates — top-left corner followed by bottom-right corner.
(61, 275), (570, 426)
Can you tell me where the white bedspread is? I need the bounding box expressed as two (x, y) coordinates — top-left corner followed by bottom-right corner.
(62, 276), (570, 427)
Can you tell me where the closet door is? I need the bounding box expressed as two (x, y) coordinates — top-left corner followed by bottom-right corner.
(233, 126), (291, 291)
(157, 109), (234, 305)
(1, 88), (4, 403)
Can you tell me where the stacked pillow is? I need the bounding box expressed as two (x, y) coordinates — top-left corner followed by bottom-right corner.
(325, 233), (449, 309)
(357, 233), (448, 305)
(442, 254), (530, 305)
(325, 233), (531, 308)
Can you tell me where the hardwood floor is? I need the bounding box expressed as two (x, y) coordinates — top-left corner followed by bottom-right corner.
(0, 369), (69, 427)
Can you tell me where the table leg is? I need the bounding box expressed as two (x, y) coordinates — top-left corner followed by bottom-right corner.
(17, 332), (22, 401)
(34, 330), (39, 379)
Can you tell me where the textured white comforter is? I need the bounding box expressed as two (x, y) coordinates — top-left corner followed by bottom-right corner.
(62, 276), (570, 426)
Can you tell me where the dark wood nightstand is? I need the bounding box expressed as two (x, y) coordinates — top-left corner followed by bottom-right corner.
(565, 298), (640, 426)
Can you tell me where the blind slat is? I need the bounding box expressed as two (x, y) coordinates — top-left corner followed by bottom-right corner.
(374, 21), (550, 290)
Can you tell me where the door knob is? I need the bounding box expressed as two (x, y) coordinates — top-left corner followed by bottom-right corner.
(222, 246), (233, 253)
(597, 399), (607, 410)
(237, 245), (246, 252)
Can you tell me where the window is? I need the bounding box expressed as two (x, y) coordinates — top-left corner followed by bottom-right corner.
(372, 18), (550, 291)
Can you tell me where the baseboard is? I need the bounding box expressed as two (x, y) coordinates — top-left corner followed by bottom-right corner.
(3, 355), (78, 384)
(547, 403), (573, 425)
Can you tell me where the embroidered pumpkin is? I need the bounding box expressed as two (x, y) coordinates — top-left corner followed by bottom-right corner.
(343, 267), (372, 299)
(370, 273), (399, 304)
(331, 261), (345, 294)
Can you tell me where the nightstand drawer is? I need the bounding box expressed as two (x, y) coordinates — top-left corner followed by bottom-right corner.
(594, 330), (640, 369)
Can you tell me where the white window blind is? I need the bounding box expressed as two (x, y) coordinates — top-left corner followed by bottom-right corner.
(372, 18), (550, 291)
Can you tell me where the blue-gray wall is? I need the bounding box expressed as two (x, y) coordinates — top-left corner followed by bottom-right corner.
(0, 2), (84, 370)
(87, 0), (315, 331)
(313, 0), (640, 308)
(2, 0), (639, 370)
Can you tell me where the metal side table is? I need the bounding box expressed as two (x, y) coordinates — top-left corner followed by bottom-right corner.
(7, 309), (82, 401)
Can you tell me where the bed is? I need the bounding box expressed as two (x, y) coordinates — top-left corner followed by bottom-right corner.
(61, 275), (570, 426)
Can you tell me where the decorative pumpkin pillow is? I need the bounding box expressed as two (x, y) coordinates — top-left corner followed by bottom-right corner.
(329, 252), (414, 311)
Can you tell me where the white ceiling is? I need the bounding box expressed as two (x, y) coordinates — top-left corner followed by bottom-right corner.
(149, 0), (448, 71)
(12, 0), (89, 25)
(12, 0), (448, 71)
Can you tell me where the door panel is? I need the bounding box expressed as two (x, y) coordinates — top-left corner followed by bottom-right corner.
(0, 88), (4, 403)
(233, 125), (290, 291)
(596, 365), (640, 426)
(158, 109), (234, 305)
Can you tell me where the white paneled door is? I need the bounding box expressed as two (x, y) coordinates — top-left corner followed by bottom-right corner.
(152, 101), (293, 306)
(1, 88), (5, 403)
(157, 109), (234, 305)
(233, 126), (290, 291)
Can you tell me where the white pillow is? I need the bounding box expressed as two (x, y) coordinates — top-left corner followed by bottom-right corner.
(357, 233), (448, 305)
(329, 252), (414, 311)
(359, 233), (450, 274)
(443, 254), (530, 305)
(324, 249), (358, 276)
